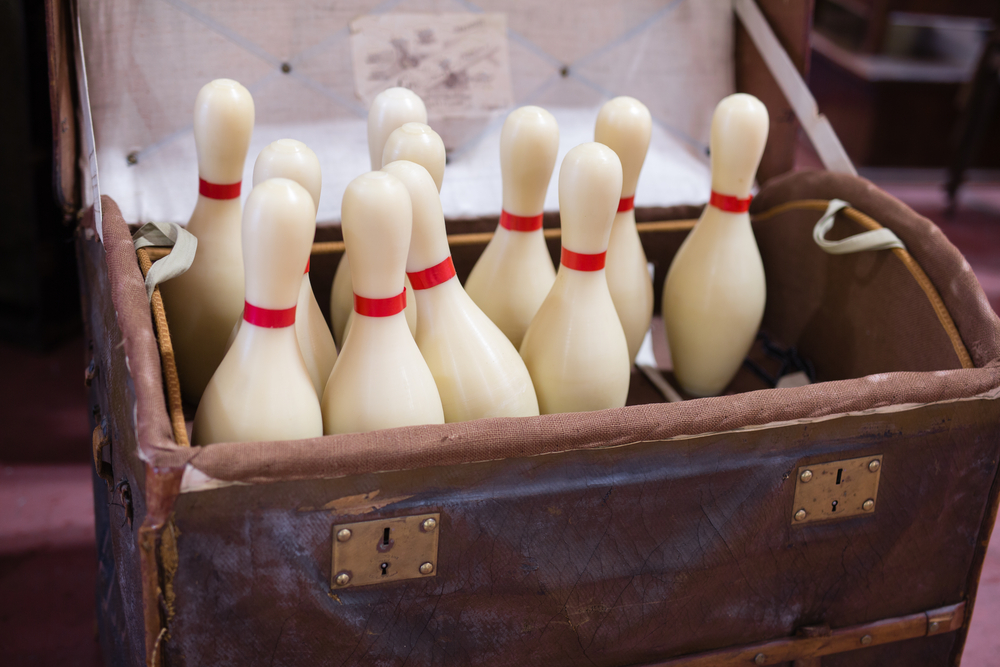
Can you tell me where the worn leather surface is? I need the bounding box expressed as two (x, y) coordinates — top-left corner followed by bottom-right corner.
(83, 173), (1000, 667)
(77, 219), (149, 667)
(163, 397), (1000, 666)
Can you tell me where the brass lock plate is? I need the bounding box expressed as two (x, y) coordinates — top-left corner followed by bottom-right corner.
(792, 455), (882, 525)
(331, 513), (440, 589)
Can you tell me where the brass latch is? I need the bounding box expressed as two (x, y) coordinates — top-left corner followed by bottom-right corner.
(792, 455), (882, 525)
(331, 513), (440, 589)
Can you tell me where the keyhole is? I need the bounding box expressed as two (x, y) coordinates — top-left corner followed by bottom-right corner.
(382, 527), (390, 545)
(836, 469), (843, 485)
(831, 500), (839, 512)
(380, 562), (389, 576)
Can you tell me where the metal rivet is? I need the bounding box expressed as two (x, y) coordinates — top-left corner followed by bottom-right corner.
(928, 621), (940, 633)
(335, 572), (350, 586)
(861, 634), (872, 645)
(869, 459), (880, 473)
(862, 499), (875, 512)
(336, 528), (352, 542)
(281, 62), (292, 73)
(799, 469), (813, 483)
(794, 509), (807, 521)
(421, 517), (437, 532)
(754, 653), (766, 665)
(419, 562), (434, 575)
(126, 151), (139, 166)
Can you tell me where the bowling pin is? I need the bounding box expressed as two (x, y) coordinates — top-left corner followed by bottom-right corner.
(383, 160), (539, 422)
(193, 178), (322, 445)
(322, 171), (444, 434)
(465, 107), (560, 348)
(330, 88), (426, 345)
(595, 96), (654, 363)
(338, 121), (447, 343)
(662, 93), (769, 397)
(160, 79), (254, 403)
(383, 123), (446, 191)
(250, 139), (337, 398)
(520, 143), (629, 414)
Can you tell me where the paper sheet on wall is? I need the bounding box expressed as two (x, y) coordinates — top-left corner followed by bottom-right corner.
(349, 13), (514, 119)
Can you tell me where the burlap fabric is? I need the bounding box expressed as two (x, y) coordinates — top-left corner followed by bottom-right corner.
(84, 170), (1000, 487)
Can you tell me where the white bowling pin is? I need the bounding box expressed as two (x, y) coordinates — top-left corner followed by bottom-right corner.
(383, 123), (446, 191)
(662, 93), (769, 397)
(331, 88), (426, 345)
(383, 160), (539, 422)
(520, 143), (629, 414)
(339, 121), (447, 344)
(160, 79), (254, 403)
(251, 139), (337, 398)
(321, 171), (444, 434)
(193, 179), (322, 445)
(464, 106), (559, 349)
(595, 96), (654, 363)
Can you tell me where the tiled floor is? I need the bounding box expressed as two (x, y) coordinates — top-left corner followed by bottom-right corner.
(1, 175), (998, 666)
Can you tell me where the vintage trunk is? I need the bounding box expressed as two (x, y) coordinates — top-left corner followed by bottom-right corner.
(48, 0), (1000, 666)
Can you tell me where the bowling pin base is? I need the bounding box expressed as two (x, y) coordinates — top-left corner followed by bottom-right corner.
(520, 270), (631, 415)
(322, 313), (444, 435)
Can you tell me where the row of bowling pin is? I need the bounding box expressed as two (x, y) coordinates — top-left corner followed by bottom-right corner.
(333, 86), (771, 402)
(161, 79), (770, 446)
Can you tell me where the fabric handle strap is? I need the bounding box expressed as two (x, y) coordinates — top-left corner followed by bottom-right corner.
(407, 257), (456, 290)
(355, 289), (407, 317)
(813, 199), (905, 254)
(132, 221), (198, 301)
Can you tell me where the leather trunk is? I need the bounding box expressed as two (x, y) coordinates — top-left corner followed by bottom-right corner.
(50, 0), (1000, 665)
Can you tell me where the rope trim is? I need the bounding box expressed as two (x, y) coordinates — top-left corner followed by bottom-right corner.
(137, 248), (190, 447)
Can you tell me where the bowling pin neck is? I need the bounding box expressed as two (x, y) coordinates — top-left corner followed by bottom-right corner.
(342, 171), (412, 297)
(707, 93), (769, 200)
(553, 262), (608, 291)
(697, 202), (753, 233)
(499, 210), (544, 233)
(198, 177), (242, 201)
(346, 307), (412, 342)
(707, 189), (753, 214)
(193, 79), (255, 185)
(354, 288), (407, 317)
(594, 96), (652, 199)
(500, 106), (559, 217)
(407, 257), (456, 291)
(612, 207), (636, 231)
(242, 179), (315, 311)
(380, 160), (449, 273)
(558, 143), (622, 255)
(560, 246), (607, 273)
(242, 302), (297, 330)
